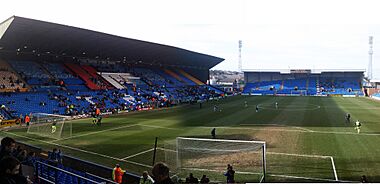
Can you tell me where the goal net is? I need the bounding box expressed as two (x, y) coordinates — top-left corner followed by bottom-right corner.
(290, 90), (307, 96)
(165, 137), (266, 183)
(27, 113), (72, 139)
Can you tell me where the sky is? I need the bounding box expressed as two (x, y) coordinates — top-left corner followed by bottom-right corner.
(1, 0), (380, 79)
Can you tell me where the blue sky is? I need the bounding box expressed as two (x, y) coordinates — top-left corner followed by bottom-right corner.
(1, 0), (380, 79)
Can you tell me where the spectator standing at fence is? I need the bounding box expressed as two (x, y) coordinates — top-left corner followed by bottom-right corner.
(0, 137), (16, 161)
(224, 164), (235, 183)
(140, 171), (154, 184)
(152, 162), (173, 184)
(16, 150), (27, 163)
(185, 173), (199, 183)
(200, 175), (209, 183)
(24, 152), (36, 167)
(112, 164), (125, 184)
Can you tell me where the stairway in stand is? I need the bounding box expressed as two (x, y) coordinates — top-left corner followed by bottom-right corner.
(64, 63), (101, 90)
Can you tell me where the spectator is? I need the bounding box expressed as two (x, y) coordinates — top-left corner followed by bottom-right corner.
(24, 152), (36, 167)
(0, 137), (16, 161)
(185, 173), (199, 183)
(200, 175), (209, 183)
(12, 146), (22, 157)
(16, 150), (27, 163)
(140, 171), (154, 184)
(152, 162), (173, 184)
(57, 149), (63, 164)
(224, 164), (235, 183)
(0, 156), (30, 184)
(49, 148), (60, 163)
(112, 164), (125, 184)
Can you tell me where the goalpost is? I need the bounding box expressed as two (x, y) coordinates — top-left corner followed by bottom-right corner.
(27, 113), (72, 139)
(166, 137), (266, 183)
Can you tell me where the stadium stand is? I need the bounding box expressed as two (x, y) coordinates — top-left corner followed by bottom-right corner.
(0, 16), (225, 183)
(65, 63), (104, 90)
(243, 70), (364, 96)
(178, 69), (205, 85)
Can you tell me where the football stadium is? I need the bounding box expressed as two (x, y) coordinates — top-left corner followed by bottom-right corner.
(1, 15), (380, 184)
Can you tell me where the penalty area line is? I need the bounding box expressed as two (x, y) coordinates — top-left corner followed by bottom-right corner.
(121, 148), (154, 160)
(330, 156), (339, 181)
(50, 124), (139, 143)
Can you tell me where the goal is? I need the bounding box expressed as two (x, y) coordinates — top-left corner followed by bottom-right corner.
(166, 137), (266, 183)
(27, 113), (72, 139)
(290, 90), (307, 96)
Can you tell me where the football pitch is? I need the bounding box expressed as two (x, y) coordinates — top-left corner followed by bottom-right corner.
(2, 96), (380, 182)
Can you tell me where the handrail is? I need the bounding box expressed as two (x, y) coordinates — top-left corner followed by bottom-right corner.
(38, 176), (55, 184)
(86, 172), (118, 184)
(36, 161), (101, 184)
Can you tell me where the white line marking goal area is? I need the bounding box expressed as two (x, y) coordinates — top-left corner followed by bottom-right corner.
(3, 130), (341, 182)
(155, 147), (339, 182)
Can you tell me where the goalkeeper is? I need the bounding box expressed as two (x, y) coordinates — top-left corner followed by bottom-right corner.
(51, 121), (57, 134)
(92, 113), (97, 126)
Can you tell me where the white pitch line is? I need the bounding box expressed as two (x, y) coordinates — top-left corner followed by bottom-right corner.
(3, 131), (152, 169)
(51, 124), (138, 142)
(241, 123), (315, 132)
(268, 173), (338, 182)
(292, 126), (315, 132)
(198, 126), (380, 136)
(159, 147), (331, 159)
(157, 147), (175, 152)
(121, 148), (154, 160)
(139, 124), (182, 130)
(330, 156), (339, 181)
(182, 167), (262, 175)
(267, 152), (331, 159)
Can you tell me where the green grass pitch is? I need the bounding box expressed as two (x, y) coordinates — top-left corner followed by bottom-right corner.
(2, 96), (380, 182)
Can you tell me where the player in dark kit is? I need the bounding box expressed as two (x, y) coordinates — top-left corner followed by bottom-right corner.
(211, 128), (216, 139)
(345, 113), (351, 124)
(97, 115), (102, 126)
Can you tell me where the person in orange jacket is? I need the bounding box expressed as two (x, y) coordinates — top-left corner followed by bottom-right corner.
(24, 114), (30, 126)
(112, 164), (125, 184)
(95, 108), (100, 117)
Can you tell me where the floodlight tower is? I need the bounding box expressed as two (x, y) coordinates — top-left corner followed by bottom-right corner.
(238, 40), (242, 72)
(368, 36), (373, 80)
